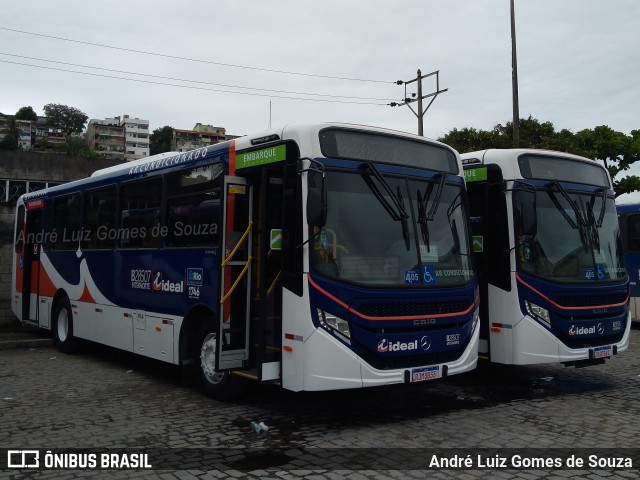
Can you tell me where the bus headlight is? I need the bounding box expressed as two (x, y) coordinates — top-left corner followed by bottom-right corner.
(472, 305), (480, 331)
(525, 301), (550, 324)
(317, 309), (351, 339)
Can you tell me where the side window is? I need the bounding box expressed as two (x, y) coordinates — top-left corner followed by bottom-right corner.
(166, 163), (223, 247)
(120, 178), (162, 249)
(628, 214), (640, 252)
(52, 193), (82, 250)
(83, 186), (117, 250)
(14, 205), (25, 253)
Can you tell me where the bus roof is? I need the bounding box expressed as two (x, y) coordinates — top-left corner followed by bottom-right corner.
(460, 148), (610, 187)
(19, 122), (458, 204)
(90, 151), (182, 178)
(89, 122), (452, 179)
(616, 202), (640, 214)
(460, 148), (595, 166)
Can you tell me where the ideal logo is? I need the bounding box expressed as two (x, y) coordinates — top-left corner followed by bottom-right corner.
(187, 268), (203, 287)
(152, 272), (184, 293)
(378, 338), (427, 353)
(568, 324), (603, 336)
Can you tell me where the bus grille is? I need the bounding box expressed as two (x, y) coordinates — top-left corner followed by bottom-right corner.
(561, 332), (625, 349)
(357, 299), (471, 318)
(555, 293), (627, 308)
(360, 348), (465, 371)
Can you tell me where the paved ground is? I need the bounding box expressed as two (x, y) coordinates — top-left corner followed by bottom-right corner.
(0, 326), (639, 479)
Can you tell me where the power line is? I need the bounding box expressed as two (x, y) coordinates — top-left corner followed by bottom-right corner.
(390, 69), (448, 136)
(0, 26), (393, 84)
(0, 59), (386, 105)
(0, 52), (395, 102)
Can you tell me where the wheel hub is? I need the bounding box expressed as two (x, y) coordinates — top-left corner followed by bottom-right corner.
(200, 333), (225, 384)
(57, 309), (69, 342)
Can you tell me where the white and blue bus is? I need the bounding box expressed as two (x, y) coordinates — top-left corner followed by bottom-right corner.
(461, 149), (630, 366)
(616, 202), (640, 322)
(12, 123), (479, 399)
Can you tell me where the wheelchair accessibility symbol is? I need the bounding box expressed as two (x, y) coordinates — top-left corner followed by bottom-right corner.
(422, 265), (436, 284)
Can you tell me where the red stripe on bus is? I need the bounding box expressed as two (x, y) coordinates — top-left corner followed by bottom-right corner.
(15, 255), (23, 293)
(515, 273), (629, 310)
(308, 275), (478, 321)
(229, 140), (236, 176)
(222, 142), (237, 323)
(37, 262), (57, 298)
(78, 282), (96, 304)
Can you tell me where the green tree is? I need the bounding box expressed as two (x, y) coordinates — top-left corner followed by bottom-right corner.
(0, 116), (20, 150)
(439, 116), (580, 153)
(437, 126), (508, 153)
(15, 106), (38, 121)
(439, 117), (639, 197)
(66, 135), (97, 158)
(150, 125), (175, 155)
(43, 103), (88, 138)
(574, 126), (640, 197)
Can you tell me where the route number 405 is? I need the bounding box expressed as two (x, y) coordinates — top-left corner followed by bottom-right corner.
(404, 270), (420, 284)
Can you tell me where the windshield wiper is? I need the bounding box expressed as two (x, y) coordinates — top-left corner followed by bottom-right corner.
(396, 186), (410, 250)
(359, 162), (410, 249)
(551, 181), (587, 228)
(594, 187), (607, 228)
(586, 197), (601, 252)
(586, 188), (607, 252)
(549, 180), (589, 250)
(359, 162), (408, 220)
(427, 172), (446, 220)
(416, 172), (447, 248)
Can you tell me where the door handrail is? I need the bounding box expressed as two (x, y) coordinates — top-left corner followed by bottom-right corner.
(267, 271), (282, 297)
(221, 221), (253, 267)
(220, 256), (253, 304)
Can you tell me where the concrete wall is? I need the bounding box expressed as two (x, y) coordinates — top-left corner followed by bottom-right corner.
(0, 151), (122, 327)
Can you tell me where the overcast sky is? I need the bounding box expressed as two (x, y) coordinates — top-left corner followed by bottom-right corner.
(1, 1), (639, 189)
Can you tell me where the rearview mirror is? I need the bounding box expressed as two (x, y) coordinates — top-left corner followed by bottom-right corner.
(521, 200), (537, 236)
(307, 170), (327, 227)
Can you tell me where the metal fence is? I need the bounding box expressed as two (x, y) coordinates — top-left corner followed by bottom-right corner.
(0, 179), (61, 205)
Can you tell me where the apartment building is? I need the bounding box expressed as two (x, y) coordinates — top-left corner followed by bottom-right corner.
(0, 114), (66, 152)
(86, 115), (150, 162)
(121, 115), (150, 161)
(172, 123), (226, 152)
(86, 117), (125, 161)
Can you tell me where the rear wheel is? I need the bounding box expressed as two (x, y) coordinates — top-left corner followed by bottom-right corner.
(52, 297), (79, 353)
(197, 320), (250, 401)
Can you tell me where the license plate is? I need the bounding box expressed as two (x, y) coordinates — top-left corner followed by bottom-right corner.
(593, 345), (613, 359)
(411, 366), (439, 382)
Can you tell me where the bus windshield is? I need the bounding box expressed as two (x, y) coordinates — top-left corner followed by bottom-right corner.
(514, 188), (626, 283)
(310, 169), (474, 287)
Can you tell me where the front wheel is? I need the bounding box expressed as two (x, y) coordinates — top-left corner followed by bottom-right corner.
(52, 297), (79, 353)
(197, 322), (250, 401)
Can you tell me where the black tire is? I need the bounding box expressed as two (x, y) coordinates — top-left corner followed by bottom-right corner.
(52, 297), (79, 353)
(196, 319), (250, 401)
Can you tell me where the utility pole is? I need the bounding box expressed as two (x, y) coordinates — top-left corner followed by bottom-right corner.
(390, 69), (448, 136)
(511, 0), (520, 146)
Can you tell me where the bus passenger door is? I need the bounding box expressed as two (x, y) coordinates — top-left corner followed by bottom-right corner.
(22, 209), (42, 322)
(217, 177), (253, 370)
